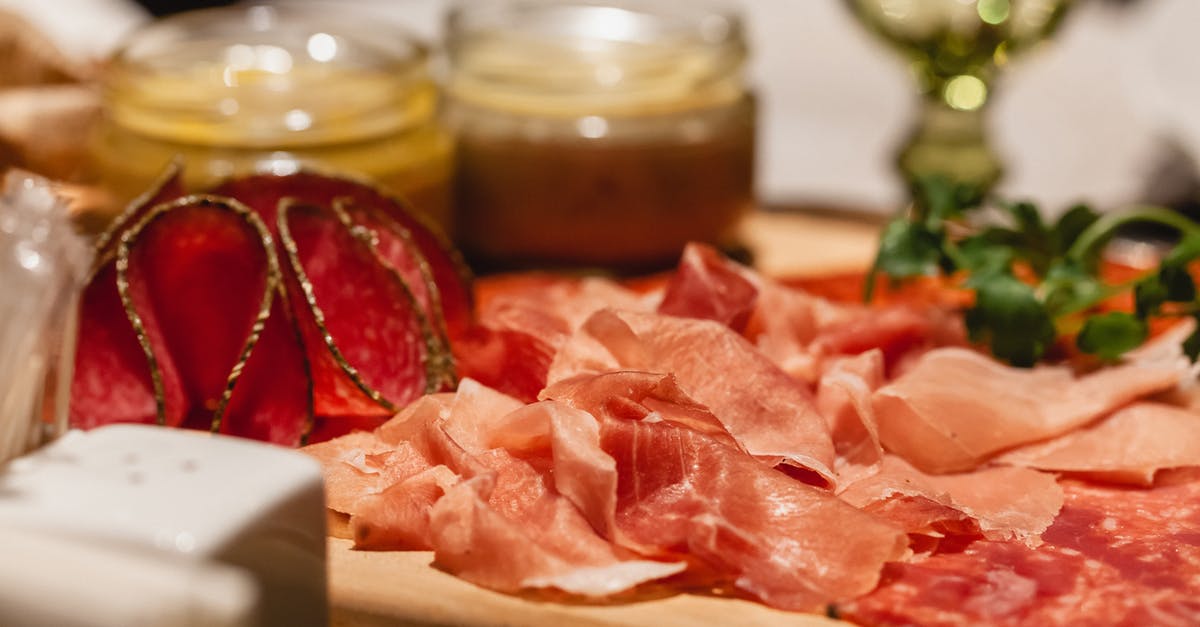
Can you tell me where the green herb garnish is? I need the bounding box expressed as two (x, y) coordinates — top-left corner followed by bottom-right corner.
(867, 176), (1200, 366)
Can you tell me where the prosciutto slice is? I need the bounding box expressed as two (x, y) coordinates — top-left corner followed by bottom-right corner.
(839, 478), (1200, 626)
(549, 309), (837, 485)
(816, 350), (887, 484)
(541, 371), (910, 610)
(454, 277), (650, 402)
(838, 455), (1063, 546)
(872, 347), (1184, 473)
(997, 402), (1200, 486)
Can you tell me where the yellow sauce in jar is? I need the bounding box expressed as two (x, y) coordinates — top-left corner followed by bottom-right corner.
(443, 0), (756, 271)
(91, 5), (452, 230)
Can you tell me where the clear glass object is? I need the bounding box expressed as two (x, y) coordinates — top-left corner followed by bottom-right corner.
(443, 0), (756, 271)
(0, 172), (91, 465)
(91, 4), (453, 230)
(845, 0), (1073, 193)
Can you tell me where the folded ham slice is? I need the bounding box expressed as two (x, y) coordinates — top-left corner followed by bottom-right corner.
(454, 277), (651, 402)
(997, 402), (1200, 485)
(840, 478), (1200, 626)
(543, 371), (910, 611)
(872, 347), (1184, 473)
(816, 350), (887, 484)
(839, 455), (1063, 546)
(549, 309), (837, 485)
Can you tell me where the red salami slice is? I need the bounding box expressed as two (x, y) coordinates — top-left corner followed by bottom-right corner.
(69, 260), (185, 428)
(335, 199), (447, 346)
(839, 478), (1200, 626)
(277, 200), (448, 417)
(219, 290), (313, 445)
(118, 196), (279, 432)
(93, 159), (185, 259)
(209, 170), (473, 340)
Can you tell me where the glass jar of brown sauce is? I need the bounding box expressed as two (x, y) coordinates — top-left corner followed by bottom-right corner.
(91, 5), (453, 230)
(443, 0), (756, 271)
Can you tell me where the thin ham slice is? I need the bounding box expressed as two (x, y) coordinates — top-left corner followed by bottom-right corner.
(549, 309), (837, 485)
(429, 474), (685, 597)
(543, 372), (909, 611)
(816, 350), (887, 484)
(301, 431), (409, 515)
(657, 242), (758, 331)
(309, 379), (686, 595)
(872, 347), (1184, 473)
(601, 416), (908, 611)
(839, 478), (1200, 626)
(997, 402), (1200, 485)
(839, 455), (1063, 546)
(454, 277), (651, 402)
(350, 464), (458, 549)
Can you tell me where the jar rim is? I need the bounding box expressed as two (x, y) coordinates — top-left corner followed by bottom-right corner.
(114, 4), (429, 74)
(443, 0), (748, 117)
(105, 4), (436, 148)
(446, 0), (744, 47)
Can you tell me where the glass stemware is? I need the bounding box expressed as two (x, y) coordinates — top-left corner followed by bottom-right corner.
(845, 0), (1073, 194)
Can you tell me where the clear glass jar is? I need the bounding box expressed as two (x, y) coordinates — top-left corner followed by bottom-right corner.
(443, 0), (756, 271)
(91, 5), (453, 231)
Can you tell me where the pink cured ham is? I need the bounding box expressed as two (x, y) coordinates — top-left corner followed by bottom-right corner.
(542, 372), (910, 611)
(872, 347), (1184, 473)
(306, 380), (685, 596)
(302, 431), (391, 513)
(817, 350), (887, 483)
(454, 278), (650, 402)
(997, 402), (1200, 486)
(838, 455), (1063, 546)
(657, 242), (758, 331)
(549, 309), (837, 485)
(839, 478), (1200, 626)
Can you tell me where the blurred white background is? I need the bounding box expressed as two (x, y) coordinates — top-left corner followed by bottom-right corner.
(4, 0), (1199, 214)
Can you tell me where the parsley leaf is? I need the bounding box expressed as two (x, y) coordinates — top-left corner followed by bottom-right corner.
(869, 175), (1200, 366)
(1076, 312), (1148, 361)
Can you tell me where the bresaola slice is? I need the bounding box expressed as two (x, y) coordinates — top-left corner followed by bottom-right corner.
(278, 200), (449, 417)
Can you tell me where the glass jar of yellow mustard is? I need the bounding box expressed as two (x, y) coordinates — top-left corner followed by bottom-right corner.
(91, 5), (453, 231)
(443, 0), (756, 271)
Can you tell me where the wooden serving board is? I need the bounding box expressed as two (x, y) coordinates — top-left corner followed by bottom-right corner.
(328, 210), (881, 626)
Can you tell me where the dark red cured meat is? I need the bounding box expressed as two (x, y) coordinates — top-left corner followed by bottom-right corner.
(658, 242), (758, 332)
(119, 197), (275, 431)
(69, 260), (185, 428)
(208, 171), (473, 340)
(336, 200), (448, 349)
(219, 290), (312, 445)
(93, 159), (185, 260)
(278, 200), (443, 417)
(839, 477), (1200, 626)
